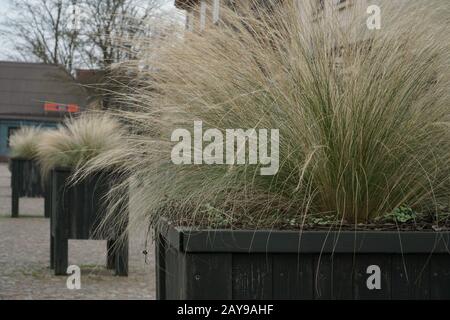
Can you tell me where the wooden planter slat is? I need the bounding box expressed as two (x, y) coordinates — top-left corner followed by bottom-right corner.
(156, 219), (450, 300)
(168, 228), (450, 253)
(10, 158), (49, 218)
(430, 255), (450, 299)
(50, 167), (129, 276)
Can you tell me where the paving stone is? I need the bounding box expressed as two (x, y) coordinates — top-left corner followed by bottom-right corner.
(0, 163), (155, 300)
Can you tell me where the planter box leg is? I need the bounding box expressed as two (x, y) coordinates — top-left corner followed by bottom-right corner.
(107, 240), (116, 270)
(115, 234), (128, 276)
(11, 159), (20, 218)
(53, 169), (70, 276)
(114, 192), (129, 276)
(11, 189), (19, 218)
(44, 190), (50, 218)
(44, 173), (52, 219)
(50, 235), (55, 269)
(54, 236), (68, 275)
(156, 234), (166, 300)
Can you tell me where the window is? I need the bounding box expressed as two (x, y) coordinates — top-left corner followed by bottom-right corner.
(213, 0), (220, 24)
(186, 12), (194, 31)
(314, 0), (325, 16)
(334, 0), (350, 11)
(313, 0), (325, 20)
(318, 0), (325, 11)
(200, 0), (207, 31)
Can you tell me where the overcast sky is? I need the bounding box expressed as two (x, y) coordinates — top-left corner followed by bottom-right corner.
(0, 0), (18, 59)
(0, 0), (179, 61)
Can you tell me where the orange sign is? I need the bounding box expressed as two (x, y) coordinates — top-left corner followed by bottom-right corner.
(44, 102), (80, 113)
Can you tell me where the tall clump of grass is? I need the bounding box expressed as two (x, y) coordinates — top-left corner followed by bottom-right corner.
(9, 126), (47, 159)
(90, 0), (450, 231)
(36, 113), (126, 177)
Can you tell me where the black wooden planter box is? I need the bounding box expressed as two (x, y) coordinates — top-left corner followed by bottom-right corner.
(156, 220), (450, 300)
(10, 158), (49, 218)
(50, 167), (129, 276)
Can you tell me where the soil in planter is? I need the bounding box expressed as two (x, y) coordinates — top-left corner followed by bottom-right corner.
(168, 203), (450, 232)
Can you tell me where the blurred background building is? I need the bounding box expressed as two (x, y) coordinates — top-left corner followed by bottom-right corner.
(0, 61), (87, 160)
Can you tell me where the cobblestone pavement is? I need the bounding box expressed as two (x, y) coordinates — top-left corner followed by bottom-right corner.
(0, 163), (155, 300)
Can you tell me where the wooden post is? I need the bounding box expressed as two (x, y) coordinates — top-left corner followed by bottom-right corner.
(11, 160), (20, 218)
(50, 235), (55, 269)
(115, 233), (129, 276)
(49, 171), (54, 269)
(113, 177), (129, 276)
(155, 234), (166, 300)
(107, 240), (116, 269)
(44, 175), (51, 219)
(53, 169), (70, 276)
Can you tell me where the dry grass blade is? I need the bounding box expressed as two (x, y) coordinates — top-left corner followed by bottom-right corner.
(9, 126), (47, 159)
(36, 113), (125, 177)
(85, 0), (450, 232)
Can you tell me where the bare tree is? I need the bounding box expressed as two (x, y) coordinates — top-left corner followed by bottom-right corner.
(3, 0), (81, 72)
(2, 0), (165, 72)
(76, 0), (164, 68)
(75, 0), (165, 109)
(2, 0), (179, 110)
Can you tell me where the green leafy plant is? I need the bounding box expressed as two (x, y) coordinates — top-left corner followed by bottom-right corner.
(381, 206), (417, 224)
(303, 214), (337, 226)
(201, 204), (234, 229)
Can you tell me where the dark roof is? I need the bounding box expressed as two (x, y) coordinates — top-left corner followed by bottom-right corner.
(0, 61), (88, 120)
(75, 69), (105, 86)
(75, 69), (106, 101)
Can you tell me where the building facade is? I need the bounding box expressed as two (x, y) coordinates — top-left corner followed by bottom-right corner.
(0, 62), (87, 160)
(175, 0), (406, 32)
(175, 0), (356, 31)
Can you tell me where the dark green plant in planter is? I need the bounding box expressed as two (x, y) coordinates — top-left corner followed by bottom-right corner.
(92, 1), (450, 299)
(9, 126), (49, 218)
